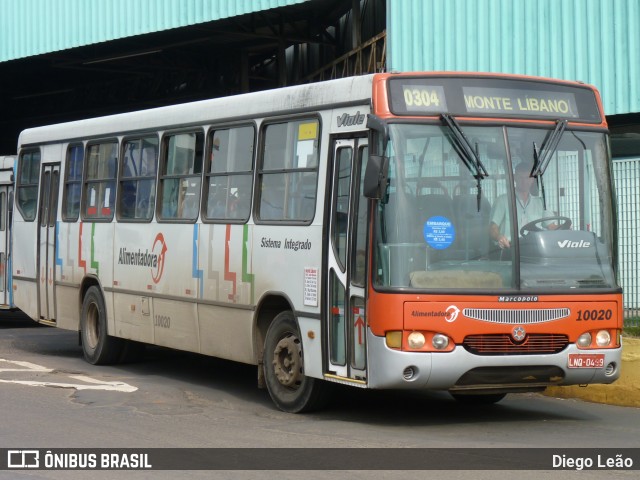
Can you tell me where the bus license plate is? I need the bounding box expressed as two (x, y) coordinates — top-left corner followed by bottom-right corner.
(568, 354), (605, 369)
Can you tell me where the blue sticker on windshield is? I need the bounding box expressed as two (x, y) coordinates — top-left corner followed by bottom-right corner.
(423, 216), (455, 250)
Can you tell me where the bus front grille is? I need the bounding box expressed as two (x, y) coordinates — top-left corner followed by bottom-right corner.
(463, 334), (569, 355)
(463, 308), (570, 324)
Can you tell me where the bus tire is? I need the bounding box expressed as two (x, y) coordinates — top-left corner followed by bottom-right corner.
(450, 392), (507, 405)
(80, 286), (123, 365)
(263, 311), (329, 413)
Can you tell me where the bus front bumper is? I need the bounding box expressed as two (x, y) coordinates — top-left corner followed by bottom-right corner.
(366, 330), (621, 392)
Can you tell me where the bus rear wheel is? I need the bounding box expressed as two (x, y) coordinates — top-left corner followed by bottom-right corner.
(80, 286), (123, 365)
(263, 311), (329, 413)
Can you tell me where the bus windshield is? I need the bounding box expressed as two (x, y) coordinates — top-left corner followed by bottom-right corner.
(373, 123), (617, 292)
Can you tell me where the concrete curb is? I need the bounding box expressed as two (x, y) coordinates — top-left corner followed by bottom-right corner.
(544, 337), (640, 408)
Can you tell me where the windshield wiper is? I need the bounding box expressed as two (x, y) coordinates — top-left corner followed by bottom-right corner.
(532, 119), (567, 209)
(441, 114), (489, 211)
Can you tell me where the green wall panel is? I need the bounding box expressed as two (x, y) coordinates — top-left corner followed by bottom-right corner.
(387, 0), (640, 115)
(0, 0), (308, 62)
(3, 0), (639, 115)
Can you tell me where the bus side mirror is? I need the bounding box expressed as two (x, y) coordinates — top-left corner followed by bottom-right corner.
(363, 154), (389, 199)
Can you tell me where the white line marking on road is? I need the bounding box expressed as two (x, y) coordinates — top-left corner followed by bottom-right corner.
(0, 359), (137, 392)
(0, 359), (53, 373)
(0, 378), (138, 392)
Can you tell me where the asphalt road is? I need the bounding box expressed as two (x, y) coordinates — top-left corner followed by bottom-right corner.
(1, 311), (639, 480)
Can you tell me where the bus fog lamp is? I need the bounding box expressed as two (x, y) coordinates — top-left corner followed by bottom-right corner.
(432, 334), (449, 350)
(403, 366), (417, 381)
(407, 332), (426, 349)
(577, 332), (592, 348)
(596, 330), (611, 347)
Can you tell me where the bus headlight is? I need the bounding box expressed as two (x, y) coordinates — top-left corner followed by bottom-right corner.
(407, 332), (426, 349)
(577, 332), (592, 348)
(432, 334), (449, 350)
(596, 330), (611, 347)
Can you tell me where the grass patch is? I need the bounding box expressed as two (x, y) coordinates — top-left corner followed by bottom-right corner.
(624, 325), (640, 338)
(624, 317), (640, 338)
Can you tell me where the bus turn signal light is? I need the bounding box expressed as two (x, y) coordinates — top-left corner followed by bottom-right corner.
(385, 331), (403, 349)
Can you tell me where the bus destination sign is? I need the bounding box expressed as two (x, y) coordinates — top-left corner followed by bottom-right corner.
(462, 87), (578, 118)
(387, 77), (601, 123)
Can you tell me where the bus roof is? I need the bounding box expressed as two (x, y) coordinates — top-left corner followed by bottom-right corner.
(17, 74), (376, 147)
(17, 71), (605, 148)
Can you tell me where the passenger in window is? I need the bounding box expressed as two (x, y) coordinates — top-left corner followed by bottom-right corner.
(179, 180), (200, 219)
(211, 136), (220, 160)
(162, 180), (179, 218)
(236, 190), (251, 216)
(182, 196), (198, 219)
(208, 188), (227, 218)
(227, 192), (242, 218)
(120, 187), (136, 218)
(260, 187), (283, 220)
(490, 162), (557, 249)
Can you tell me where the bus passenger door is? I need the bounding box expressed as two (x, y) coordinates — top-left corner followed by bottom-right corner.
(37, 164), (60, 322)
(326, 138), (368, 382)
(0, 182), (12, 307)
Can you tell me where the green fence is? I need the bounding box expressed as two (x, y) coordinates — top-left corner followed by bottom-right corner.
(614, 157), (640, 325)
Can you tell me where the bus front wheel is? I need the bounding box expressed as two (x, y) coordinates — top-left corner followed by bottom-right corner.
(80, 286), (123, 365)
(263, 311), (329, 413)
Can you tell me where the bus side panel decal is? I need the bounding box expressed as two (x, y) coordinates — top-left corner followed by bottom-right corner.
(206, 225), (220, 301)
(78, 222), (86, 274)
(242, 224), (254, 304)
(90, 223), (99, 275)
(55, 221), (63, 275)
(224, 224), (236, 302)
(192, 224), (203, 299)
(64, 223), (75, 280)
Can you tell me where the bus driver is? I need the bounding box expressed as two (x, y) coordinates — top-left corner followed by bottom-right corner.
(490, 161), (557, 249)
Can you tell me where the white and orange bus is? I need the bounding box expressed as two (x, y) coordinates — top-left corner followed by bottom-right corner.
(12, 72), (622, 412)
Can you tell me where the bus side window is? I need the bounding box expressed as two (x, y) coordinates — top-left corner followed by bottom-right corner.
(62, 144), (84, 222)
(16, 149), (41, 221)
(159, 131), (204, 221)
(258, 119), (319, 222)
(83, 141), (118, 221)
(118, 136), (158, 221)
(204, 125), (254, 222)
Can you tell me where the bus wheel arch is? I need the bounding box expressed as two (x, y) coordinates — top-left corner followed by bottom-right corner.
(79, 282), (123, 365)
(78, 276), (101, 320)
(254, 294), (292, 365)
(260, 306), (330, 413)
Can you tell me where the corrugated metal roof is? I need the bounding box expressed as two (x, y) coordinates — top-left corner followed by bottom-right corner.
(0, 0), (309, 62)
(387, 0), (640, 115)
